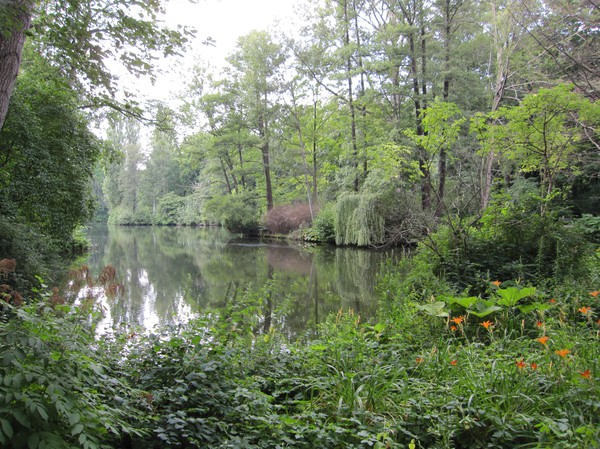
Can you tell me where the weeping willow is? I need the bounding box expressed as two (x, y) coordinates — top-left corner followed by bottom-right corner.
(335, 193), (386, 246)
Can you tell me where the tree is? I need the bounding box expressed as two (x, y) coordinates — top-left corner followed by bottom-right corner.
(227, 31), (286, 211)
(405, 100), (466, 215)
(479, 84), (598, 211)
(0, 52), (102, 242)
(0, 0), (34, 130)
(0, 0), (191, 131)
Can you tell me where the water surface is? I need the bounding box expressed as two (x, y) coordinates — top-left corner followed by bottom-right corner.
(81, 225), (398, 338)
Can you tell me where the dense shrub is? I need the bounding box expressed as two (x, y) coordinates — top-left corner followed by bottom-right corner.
(108, 205), (153, 226)
(155, 192), (186, 225)
(265, 203), (313, 235)
(303, 203), (336, 243)
(204, 192), (261, 234)
(414, 192), (594, 293)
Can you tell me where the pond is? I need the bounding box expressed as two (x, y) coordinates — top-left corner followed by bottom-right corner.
(79, 224), (401, 339)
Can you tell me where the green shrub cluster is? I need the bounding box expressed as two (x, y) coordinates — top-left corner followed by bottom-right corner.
(412, 193), (594, 294)
(303, 203), (336, 243)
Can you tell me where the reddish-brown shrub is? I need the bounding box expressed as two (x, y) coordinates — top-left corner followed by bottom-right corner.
(265, 203), (314, 234)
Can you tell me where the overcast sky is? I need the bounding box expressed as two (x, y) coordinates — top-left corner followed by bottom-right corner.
(143, 0), (300, 102)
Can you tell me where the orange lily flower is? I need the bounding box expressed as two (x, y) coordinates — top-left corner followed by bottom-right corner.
(451, 316), (465, 325)
(416, 357), (423, 364)
(450, 325), (457, 331)
(578, 306), (592, 315)
(536, 321), (543, 327)
(492, 280), (502, 287)
(536, 336), (549, 345)
(515, 359), (526, 369)
(530, 363), (538, 370)
(555, 349), (570, 358)
(549, 298), (557, 304)
(580, 369), (591, 379)
(590, 291), (599, 297)
(450, 360), (457, 366)
(480, 320), (494, 329)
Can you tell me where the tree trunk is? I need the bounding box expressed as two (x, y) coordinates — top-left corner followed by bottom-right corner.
(0, 0), (33, 131)
(437, 0), (454, 218)
(409, 33), (431, 210)
(343, 0), (359, 192)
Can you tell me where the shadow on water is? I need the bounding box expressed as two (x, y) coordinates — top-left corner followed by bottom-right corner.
(82, 224), (400, 339)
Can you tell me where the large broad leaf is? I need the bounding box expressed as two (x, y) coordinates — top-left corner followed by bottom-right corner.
(415, 301), (449, 318)
(469, 299), (503, 318)
(517, 302), (552, 314)
(446, 296), (479, 309)
(496, 287), (536, 307)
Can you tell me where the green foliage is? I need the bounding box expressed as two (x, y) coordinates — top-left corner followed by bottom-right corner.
(303, 203), (336, 243)
(0, 51), (102, 244)
(204, 192), (261, 234)
(107, 205), (153, 226)
(576, 214), (600, 244)
(0, 301), (146, 448)
(335, 192), (387, 246)
(155, 192), (185, 225)
(414, 188), (594, 292)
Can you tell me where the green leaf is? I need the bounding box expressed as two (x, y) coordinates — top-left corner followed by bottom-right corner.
(517, 302), (552, 314)
(496, 286), (536, 307)
(447, 296), (479, 309)
(0, 418), (13, 439)
(72, 423), (84, 436)
(415, 301), (449, 317)
(469, 299), (503, 318)
(27, 432), (40, 449)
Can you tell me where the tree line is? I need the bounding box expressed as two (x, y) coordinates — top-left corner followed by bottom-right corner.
(100, 0), (598, 242)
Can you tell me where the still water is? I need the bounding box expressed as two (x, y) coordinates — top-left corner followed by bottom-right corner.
(81, 224), (399, 339)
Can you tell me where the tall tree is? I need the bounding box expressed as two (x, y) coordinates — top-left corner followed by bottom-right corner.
(227, 31), (286, 211)
(0, 0), (34, 130)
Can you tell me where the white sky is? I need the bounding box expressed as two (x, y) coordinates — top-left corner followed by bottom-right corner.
(143, 0), (300, 103)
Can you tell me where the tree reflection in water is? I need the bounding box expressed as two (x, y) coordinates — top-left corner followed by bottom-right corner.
(83, 224), (399, 339)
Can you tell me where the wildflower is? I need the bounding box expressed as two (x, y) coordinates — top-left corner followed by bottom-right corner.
(416, 357), (423, 364)
(481, 321), (494, 329)
(590, 291), (599, 297)
(580, 369), (591, 379)
(536, 321), (543, 328)
(597, 319), (600, 325)
(555, 349), (570, 358)
(492, 280), (502, 287)
(515, 359), (526, 369)
(530, 363), (538, 370)
(536, 336), (549, 345)
(578, 306), (592, 315)
(450, 360), (457, 366)
(451, 316), (465, 325)
(450, 325), (457, 331)
(549, 298), (557, 304)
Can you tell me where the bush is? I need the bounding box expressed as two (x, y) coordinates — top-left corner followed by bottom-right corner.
(155, 192), (185, 225)
(0, 301), (145, 448)
(265, 203), (313, 235)
(303, 203), (336, 243)
(413, 192), (594, 293)
(204, 192), (261, 234)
